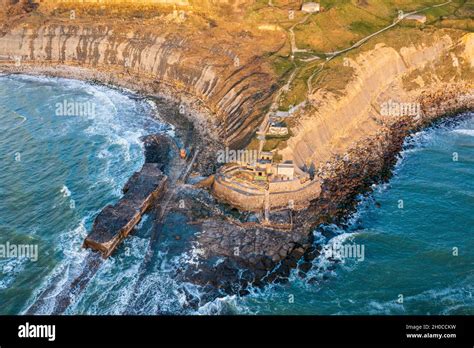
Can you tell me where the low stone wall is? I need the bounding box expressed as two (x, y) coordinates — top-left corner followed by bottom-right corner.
(213, 174), (264, 210)
(268, 179), (321, 209)
(212, 173), (321, 211)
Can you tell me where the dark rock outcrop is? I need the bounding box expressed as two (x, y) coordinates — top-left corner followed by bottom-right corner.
(141, 133), (172, 169)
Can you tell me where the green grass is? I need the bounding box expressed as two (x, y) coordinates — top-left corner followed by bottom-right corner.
(291, 0), (470, 53)
(263, 138), (287, 151)
(271, 56), (294, 78)
(245, 0), (472, 147)
(246, 136), (261, 151)
(349, 20), (380, 36)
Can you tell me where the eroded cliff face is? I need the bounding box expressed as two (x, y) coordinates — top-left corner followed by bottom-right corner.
(0, 12), (284, 148)
(283, 31), (474, 170)
(37, 0), (252, 11)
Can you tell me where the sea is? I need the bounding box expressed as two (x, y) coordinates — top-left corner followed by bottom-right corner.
(0, 75), (472, 315)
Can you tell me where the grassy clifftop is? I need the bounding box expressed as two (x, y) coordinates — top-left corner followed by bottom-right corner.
(1, 0), (472, 150)
(253, 0), (473, 111)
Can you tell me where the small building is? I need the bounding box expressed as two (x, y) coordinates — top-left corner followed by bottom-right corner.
(275, 161), (295, 180)
(254, 165), (269, 181)
(268, 121), (289, 136)
(301, 2), (320, 13)
(404, 14), (427, 24)
(260, 151), (273, 161)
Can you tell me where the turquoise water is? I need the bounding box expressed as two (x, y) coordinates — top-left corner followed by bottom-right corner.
(236, 115), (474, 315)
(0, 75), (472, 315)
(0, 75), (168, 314)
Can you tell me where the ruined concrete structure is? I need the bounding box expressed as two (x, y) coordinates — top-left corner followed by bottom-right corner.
(83, 163), (167, 258)
(83, 134), (171, 258)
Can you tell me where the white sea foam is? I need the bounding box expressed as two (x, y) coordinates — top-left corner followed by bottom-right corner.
(194, 295), (248, 315)
(356, 283), (474, 315)
(66, 235), (150, 315)
(2, 74), (177, 315)
(60, 185), (71, 198)
(453, 129), (474, 136)
(21, 218), (91, 314)
(0, 257), (29, 290)
(186, 241), (206, 267)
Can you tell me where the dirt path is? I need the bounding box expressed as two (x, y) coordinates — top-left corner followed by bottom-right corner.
(306, 0), (453, 95)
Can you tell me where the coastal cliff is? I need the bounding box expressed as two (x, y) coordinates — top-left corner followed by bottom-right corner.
(184, 31), (473, 289)
(0, 5), (284, 148)
(1, 2), (473, 295)
(282, 30), (474, 170)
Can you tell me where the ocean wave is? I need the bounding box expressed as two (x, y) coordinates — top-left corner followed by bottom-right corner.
(452, 129), (474, 137)
(21, 218), (91, 314)
(145, 98), (176, 137)
(1, 74), (177, 315)
(0, 257), (29, 291)
(365, 300), (406, 315)
(66, 235), (150, 315)
(408, 284), (474, 315)
(353, 283), (474, 315)
(194, 294), (250, 315)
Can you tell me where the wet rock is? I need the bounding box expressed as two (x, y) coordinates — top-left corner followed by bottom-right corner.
(278, 248), (288, 258)
(290, 246), (305, 260)
(271, 254), (280, 263)
(254, 269), (268, 281)
(122, 164), (168, 213)
(303, 247), (320, 262)
(141, 134), (171, 169)
(298, 261), (312, 273)
(262, 256), (274, 270)
(286, 258), (298, 269)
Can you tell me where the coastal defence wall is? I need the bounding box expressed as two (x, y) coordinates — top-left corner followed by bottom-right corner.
(0, 8), (282, 149)
(213, 173), (321, 211)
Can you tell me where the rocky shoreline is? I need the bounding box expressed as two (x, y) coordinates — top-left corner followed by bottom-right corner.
(175, 83), (473, 298)
(0, 65), (472, 302)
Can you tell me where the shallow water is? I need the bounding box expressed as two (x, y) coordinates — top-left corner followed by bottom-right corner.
(0, 75), (168, 314)
(0, 75), (472, 315)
